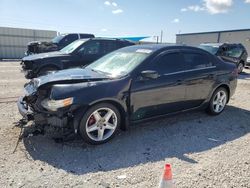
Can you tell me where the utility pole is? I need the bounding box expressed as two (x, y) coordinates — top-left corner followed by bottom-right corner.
(160, 30), (163, 43)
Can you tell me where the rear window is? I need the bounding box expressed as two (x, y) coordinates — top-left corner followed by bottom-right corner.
(183, 52), (213, 69)
(154, 52), (186, 74)
(52, 35), (66, 43)
(223, 45), (243, 58)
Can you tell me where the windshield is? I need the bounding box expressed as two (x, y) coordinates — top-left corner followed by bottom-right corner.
(60, 40), (85, 54)
(198, 45), (219, 55)
(86, 50), (150, 77)
(52, 35), (65, 43)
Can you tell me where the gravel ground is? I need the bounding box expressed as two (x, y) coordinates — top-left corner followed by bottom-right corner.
(0, 61), (249, 188)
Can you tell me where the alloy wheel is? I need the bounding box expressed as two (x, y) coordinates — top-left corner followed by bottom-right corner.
(212, 90), (227, 113)
(85, 108), (118, 142)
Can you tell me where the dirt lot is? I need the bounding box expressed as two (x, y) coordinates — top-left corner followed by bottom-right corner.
(0, 61), (249, 188)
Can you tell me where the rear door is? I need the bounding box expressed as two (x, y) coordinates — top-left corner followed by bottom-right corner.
(130, 50), (187, 121)
(181, 50), (216, 108)
(100, 40), (118, 56)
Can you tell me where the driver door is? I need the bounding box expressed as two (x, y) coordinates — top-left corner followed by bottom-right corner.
(130, 51), (187, 121)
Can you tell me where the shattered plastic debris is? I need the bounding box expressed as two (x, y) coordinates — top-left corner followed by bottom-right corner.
(117, 174), (127, 180)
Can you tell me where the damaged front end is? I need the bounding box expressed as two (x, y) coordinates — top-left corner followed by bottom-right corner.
(17, 65), (131, 140)
(17, 68), (110, 130)
(17, 80), (75, 128)
(26, 41), (58, 55)
(20, 60), (35, 79)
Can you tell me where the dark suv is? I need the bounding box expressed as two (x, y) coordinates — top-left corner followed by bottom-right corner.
(26, 33), (95, 55)
(199, 43), (248, 73)
(21, 38), (135, 79)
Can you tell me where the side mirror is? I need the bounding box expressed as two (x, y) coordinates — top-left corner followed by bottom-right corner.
(141, 70), (159, 79)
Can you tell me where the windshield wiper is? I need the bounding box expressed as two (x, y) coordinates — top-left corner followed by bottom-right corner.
(91, 69), (111, 76)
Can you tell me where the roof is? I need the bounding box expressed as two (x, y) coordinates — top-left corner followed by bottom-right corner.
(120, 44), (205, 53)
(78, 37), (134, 43)
(176, 28), (250, 36)
(200, 43), (224, 46)
(94, 37), (134, 42)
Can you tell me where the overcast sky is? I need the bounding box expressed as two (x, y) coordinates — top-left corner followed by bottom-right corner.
(0, 0), (250, 42)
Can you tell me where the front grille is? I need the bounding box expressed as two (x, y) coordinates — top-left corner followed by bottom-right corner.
(22, 61), (33, 70)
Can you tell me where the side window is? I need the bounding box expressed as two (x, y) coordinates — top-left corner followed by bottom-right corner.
(183, 52), (213, 69)
(78, 41), (101, 55)
(154, 52), (186, 74)
(101, 41), (117, 54)
(60, 34), (78, 46)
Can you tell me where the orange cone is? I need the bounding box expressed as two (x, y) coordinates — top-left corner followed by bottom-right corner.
(159, 164), (175, 188)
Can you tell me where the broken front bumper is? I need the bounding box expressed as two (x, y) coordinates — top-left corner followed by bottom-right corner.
(17, 96), (68, 127)
(17, 97), (34, 120)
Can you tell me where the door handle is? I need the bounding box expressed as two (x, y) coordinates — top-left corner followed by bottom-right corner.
(176, 79), (183, 85)
(208, 74), (214, 79)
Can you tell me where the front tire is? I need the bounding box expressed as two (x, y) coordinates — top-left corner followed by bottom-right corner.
(79, 103), (121, 145)
(206, 87), (228, 115)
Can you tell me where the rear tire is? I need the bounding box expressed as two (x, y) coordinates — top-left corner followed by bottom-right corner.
(79, 103), (121, 145)
(206, 87), (228, 115)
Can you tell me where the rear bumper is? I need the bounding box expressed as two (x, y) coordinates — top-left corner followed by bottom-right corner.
(17, 96), (68, 127)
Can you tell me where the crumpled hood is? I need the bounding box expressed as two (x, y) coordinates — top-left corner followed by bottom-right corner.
(23, 51), (68, 61)
(34, 68), (109, 88)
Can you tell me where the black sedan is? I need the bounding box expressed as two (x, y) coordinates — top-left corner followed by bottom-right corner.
(17, 45), (238, 144)
(21, 38), (134, 79)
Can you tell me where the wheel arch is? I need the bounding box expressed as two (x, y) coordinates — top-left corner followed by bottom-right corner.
(38, 64), (61, 73)
(214, 84), (230, 103)
(73, 99), (128, 133)
(89, 100), (128, 131)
